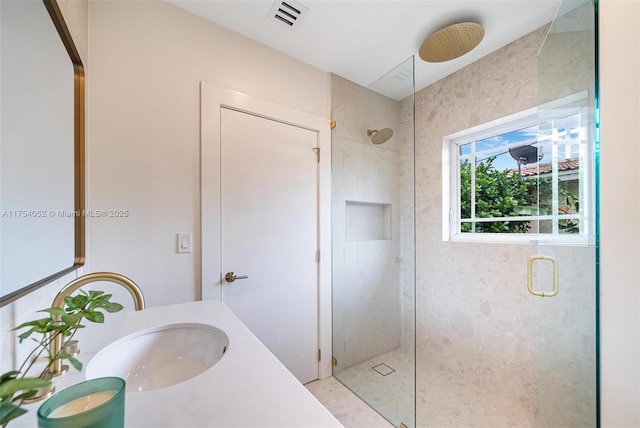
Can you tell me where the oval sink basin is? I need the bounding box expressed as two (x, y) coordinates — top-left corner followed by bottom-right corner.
(86, 323), (228, 393)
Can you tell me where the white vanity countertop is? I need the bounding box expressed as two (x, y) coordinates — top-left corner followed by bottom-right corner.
(15, 300), (343, 428)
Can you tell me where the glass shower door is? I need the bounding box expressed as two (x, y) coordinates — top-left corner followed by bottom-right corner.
(331, 56), (415, 427)
(528, 0), (598, 425)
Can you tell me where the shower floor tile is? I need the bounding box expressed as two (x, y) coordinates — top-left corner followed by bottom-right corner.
(313, 346), (539, 428)
(332, 347), (415, 427)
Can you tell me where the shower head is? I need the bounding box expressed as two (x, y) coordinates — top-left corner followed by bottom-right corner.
(367, 128), (394, 145)
(419, 22), (485, 63)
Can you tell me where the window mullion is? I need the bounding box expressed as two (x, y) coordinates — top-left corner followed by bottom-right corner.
(552, 121), (560, 235)
(470, 142), (476, 233)
(579, 108), (590, 236)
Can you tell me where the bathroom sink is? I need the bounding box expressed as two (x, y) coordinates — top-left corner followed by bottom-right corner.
(85, 323), (229, 393)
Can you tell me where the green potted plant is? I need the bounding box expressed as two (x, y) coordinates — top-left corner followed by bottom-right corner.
(0, 290), (123, 426)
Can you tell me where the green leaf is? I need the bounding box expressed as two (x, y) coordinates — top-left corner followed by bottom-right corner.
(63, 295), (79, 310)
(86, 290), (105, 300)
(17, 329), (36, 343)
(61, 313), (83, 326)
(84, 311), (104, 323)
(0, 372), (20, 384)
(64, 294), (88, 310)
(38, 307), (67, 316)
(64, 355), (83, 372)
(13, 389), (39, 402)
(86, 294), (110, 310)
(101, 302), (124, 313)
(0, 402), (28, 425)
(0, 378), (51, 397)
(13, 317), (51, 332)
(47, 325), (72, 337)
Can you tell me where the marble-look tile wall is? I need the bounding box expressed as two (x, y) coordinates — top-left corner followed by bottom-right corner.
(397, 89), (416, 354)
(331, 74), (408, 370)
(408, 19), (597, 426)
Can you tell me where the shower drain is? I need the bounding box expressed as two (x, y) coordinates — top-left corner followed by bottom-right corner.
(372, 363), (395, 376)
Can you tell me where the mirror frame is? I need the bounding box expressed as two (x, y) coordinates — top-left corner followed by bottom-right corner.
(0, 0), (85, 307)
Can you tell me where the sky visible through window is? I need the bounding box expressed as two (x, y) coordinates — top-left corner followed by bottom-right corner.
(461, 117), (582, 174)
(461, 125), (540, 172)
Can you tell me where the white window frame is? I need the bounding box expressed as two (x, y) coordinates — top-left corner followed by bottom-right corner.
(442, 92), (593, 245)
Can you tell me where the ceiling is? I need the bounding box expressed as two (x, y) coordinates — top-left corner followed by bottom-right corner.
(167, 0), (561, 100)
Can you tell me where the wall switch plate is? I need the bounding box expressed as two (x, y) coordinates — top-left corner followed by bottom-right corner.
(177, 233), (192, 253)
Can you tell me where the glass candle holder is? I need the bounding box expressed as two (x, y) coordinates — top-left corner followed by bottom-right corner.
(37, 377), (125, 428)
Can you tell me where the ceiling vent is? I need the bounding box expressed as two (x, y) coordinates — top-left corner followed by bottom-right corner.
(267, 0), (309, 30)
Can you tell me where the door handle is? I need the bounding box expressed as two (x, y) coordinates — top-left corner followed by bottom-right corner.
(225, 272), (248, 283)
(527, 255), (559, 297)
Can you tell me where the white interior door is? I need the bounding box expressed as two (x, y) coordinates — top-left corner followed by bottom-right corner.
(220, 107), (319, 384)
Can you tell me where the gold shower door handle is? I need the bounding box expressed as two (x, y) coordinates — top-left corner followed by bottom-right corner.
(527, 255), (559, 297)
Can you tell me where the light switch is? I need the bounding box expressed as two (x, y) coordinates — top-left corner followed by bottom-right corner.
(177, 233), (192, 253)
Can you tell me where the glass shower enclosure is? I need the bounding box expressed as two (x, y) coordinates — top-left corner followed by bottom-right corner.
(330, 0), (597, 426)
(330, 56), (416, 428)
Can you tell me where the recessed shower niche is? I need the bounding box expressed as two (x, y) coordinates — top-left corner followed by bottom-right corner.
(345, 201), (391, 241)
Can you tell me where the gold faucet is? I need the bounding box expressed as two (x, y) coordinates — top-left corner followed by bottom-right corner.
(48, 272), (145, 376)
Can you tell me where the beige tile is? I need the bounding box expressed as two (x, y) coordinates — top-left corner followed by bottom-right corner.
(306, 377), (394, 428)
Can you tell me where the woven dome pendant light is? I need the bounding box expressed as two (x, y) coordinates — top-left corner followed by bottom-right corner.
(419, 22), (485, 62)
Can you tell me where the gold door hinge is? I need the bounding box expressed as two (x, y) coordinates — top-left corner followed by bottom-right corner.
(318, 349), (321, 361)
(331, 357), (337, 366)
(399, 424), (408, 428)
(330, 120), (336, 129)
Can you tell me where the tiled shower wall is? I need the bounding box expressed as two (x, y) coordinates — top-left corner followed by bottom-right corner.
(407, 17), (596, 427)
(331, 74), (407, 370)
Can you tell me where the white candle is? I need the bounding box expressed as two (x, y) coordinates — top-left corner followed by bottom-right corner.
(48, 390), (117, 418)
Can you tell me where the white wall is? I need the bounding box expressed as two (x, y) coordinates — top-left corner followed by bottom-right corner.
(600, 0), (640, 426)
(86, 1), (330, 308)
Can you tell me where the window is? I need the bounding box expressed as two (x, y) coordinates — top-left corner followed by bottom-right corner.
(442, 92), (593, 244)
